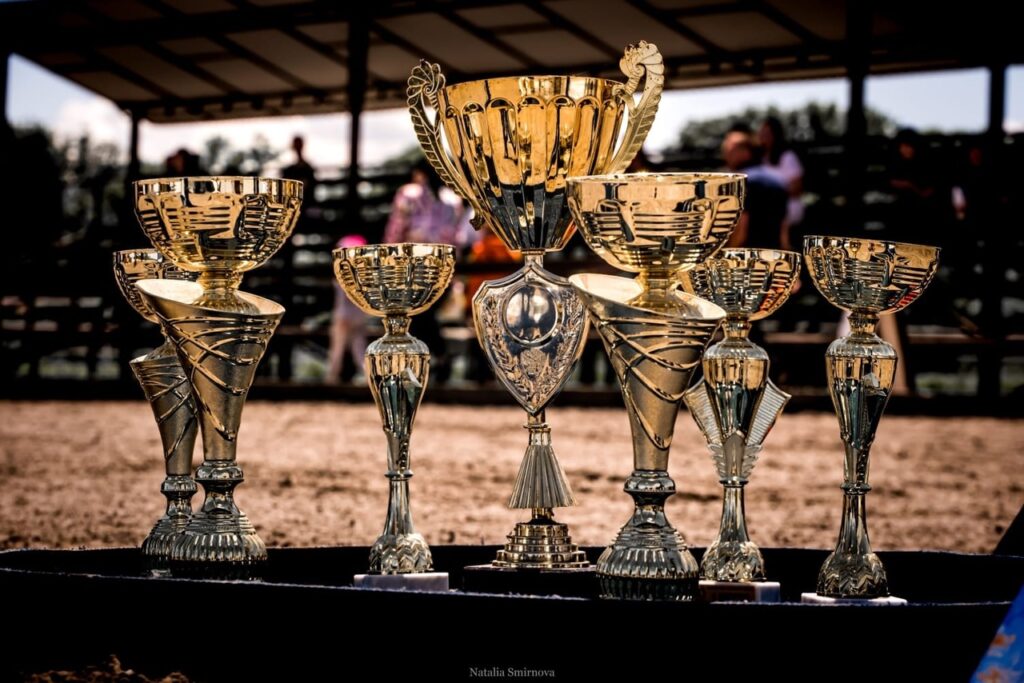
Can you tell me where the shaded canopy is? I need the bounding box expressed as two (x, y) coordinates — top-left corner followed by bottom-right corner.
(3, 0), (1019, 124)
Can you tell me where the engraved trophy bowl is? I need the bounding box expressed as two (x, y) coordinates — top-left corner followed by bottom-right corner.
(113, 248), (196, 323)
(333, 243), (456, 318)
(802, 235), (939, 601)
(569, 172), (745, 309)
(135, 176), (302, 311)
(679, 248), (802, 321)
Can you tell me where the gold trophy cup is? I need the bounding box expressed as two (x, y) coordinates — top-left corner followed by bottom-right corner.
(680, 248), (801, 601)
(802, 235), (939, 603)
(334, 243), (455, 591)
(113, 249), (198, 572)
(407, 42), (665, 571)
(569, 172), (743, 600)
(133, 176), (302, 577)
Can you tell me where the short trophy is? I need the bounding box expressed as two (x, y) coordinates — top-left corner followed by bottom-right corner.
(801, 235), (939, 604)
(133, 176), (302, 578)
(680, 248), (801, 602)
(113, 249), (198, 573)
(408, 41), (665, 574)
(569, 172), (744, 600)
(334, 243), (455, 592)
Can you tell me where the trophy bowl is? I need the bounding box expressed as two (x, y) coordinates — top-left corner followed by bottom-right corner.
(803, 235), (939, 315)
(568, 172), (744, 308)
(135, 176), (302, 307)
(113, 249), (195, 323)
(333, 243), (456, 317)
(409, 41), (664, 253)
(679, 248), (801, 321)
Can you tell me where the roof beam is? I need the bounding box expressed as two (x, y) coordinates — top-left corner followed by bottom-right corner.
(742, 0), (824, 46)
(626, 0), (725, 56)
(523, 1), (621, 62)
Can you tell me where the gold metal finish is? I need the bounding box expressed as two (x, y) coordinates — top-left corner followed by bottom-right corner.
(680, 249), (801, 582)
(135, 176), (301, 312)
(133, 176), (301, 578)
(407, 42), (665, 569)
(571, 274), (724, 600)
(334, 243), (455, 575)
(113, 249), (198, 569)
(569, 172), (745, 309)
(804, 235), (939, 598)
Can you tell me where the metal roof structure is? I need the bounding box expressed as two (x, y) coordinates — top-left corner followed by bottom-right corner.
(2, 0), (1020, 124)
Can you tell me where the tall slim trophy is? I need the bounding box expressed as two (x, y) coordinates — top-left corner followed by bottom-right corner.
(407, 42), (665, 571)
(113, 249), (198, 571)
(802, 235), (939, 603)
(334, 243), (455, 591)
(680, 248), (800, 601)
(569, 172), (743, 600)
(133, 176), (302, 577)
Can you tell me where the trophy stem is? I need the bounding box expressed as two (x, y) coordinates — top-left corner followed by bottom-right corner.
(701, 483), (766, 582)
(816, 320), (895, 598)
(130, 337), (199, 568)
(195, 270), (254, 312)
(366, 314), (434, 574)
(632, 267), (676, 310)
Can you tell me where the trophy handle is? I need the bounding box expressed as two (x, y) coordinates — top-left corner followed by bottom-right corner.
(605, 41), (665, 175)
(407, 60), (486, 228)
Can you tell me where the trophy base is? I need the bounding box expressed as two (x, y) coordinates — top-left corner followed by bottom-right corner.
(140, 515), (190, 574)
(169, 512), (267, 579)
(463, 564), (596, 598)
(354, 572), (449, 592)
(801, 592), (908, 605)
(492, 519), (589, 569)
(700, 580), (781, 603)
(596, 543), (700, 602)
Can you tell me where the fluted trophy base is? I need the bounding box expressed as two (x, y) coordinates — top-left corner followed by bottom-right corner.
(596, 470), (699, 601)
(816, 549), (889, 599)
(141, 474), (197, 572)
(369, 532), (433, 575)
(701, 539), (766, 583)
(169, 512), (267, 579)
(493, 515), (588, 569)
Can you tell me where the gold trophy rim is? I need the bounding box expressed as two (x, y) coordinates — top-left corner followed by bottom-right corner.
(134, 175), (304, 197)
(568, 170), (748, 185)
(441, 72), (626, 92)
(135, 278), (286, 317)
(569, 272), (727, 321)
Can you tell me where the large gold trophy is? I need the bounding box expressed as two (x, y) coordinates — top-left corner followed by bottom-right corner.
(802, 235), (939, 603)
(334, 243), (455, 590)
(133, 176), (302, 577)
(113, 249), (198, 571)
(407, 42), (664, 570)
(680, 248), (800, 601)
(569, 172), (743, 600)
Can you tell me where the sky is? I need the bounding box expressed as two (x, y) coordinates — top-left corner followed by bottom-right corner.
(6, 53), (1023, 174)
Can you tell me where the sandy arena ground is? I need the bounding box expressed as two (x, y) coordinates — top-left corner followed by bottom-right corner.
(0, 401), (1021, 554)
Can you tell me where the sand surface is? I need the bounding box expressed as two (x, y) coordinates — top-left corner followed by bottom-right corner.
(0, 401), (1020, 554)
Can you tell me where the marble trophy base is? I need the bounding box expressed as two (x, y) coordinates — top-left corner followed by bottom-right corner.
(801, 592), (907, 605)
(354, 572), (450, 592)
(700, 580), (781, 603)
(463, 564), (597, 598)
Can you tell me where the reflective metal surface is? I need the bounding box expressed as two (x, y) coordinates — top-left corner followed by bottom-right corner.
(135, 176), (302, 311)
(334, 243), (455, 574)
(681, 249), (800, 582)
(113, 249), (198, 570)
(569, 172), (745, 309)
(571, 273), (724, 600)
(408, 42), (665, 569)
(804, 235), (940, 598)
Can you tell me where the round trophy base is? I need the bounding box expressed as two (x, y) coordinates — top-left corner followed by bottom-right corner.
(816, 549), (889, 599)
(369, 532), (434, 575)
(169, 512), (267, 579)
(596, 533), (700, 601)
(700, 539), (766, 582)
(492, 520), (588, 569)
(140, 514), (190, 568)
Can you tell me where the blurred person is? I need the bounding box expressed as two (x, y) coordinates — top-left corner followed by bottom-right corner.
(887, 128), (954, 247)
(281, 135), (317, 202)
(758, 116), (805, 250)
(326, 234), (369, 385)
(165, 148), (203, 176)
(384, 159), (476, 382)
(722, 130), (787, 249)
